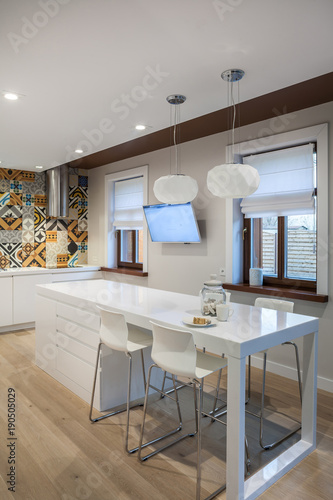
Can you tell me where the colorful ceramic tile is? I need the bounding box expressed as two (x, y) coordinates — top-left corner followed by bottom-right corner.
(46, 241), (57, 268)
(0, 253), (10, 269)
(22, 181), (35, 195)
(57, 254), (68, 268)
(68, 251), (78, 267)
(68, 220), (79, 241)
(0, 169), (22, 181)
(20, 171), (35, 182)
(35, 229), (46, 243)
(22, 230), (34, 244)
(0, 179), (10, 191)
(76, 231), (88, 243)
(46, 231), (57, 242)
(34, 194), (47, 207)
(77, 242), (88, 253)
(57, 219), (68, 231)
(77, 250), (88, 265)
(56, 231), (68, 254)
(0, 230), (22, 244)
(69, 186), (87, 199)
(22, 242), (46, 267)
(34, 207), (46, 231)
(69, 208), (78, 219)
(0, 217), (22, 230)
(68, 240), (77, 255)
(22, 194), (35, 206)
(78, 209), (88, 221)
(10, 181), (22, 193)
(10, 193), (22, 205)
(34, 173), (46, 194)
(0, 192), (10, 206)
(69, 175), (78, 187)
(22, 242), (35, 257)
(78, 169), (88, 176)
(69, 197), (79, 209)
(78, 175), (88, 187)
(78, 219), (88, 232)
(0, 206), (22, 219)
(78, 198), (88, 209)
(2, 242), (22, 268)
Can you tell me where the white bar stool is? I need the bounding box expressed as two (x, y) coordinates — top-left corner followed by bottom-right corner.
(250, 297), (302, 450)
(89, 306), (153, 454)
(138, 321), (239, 500)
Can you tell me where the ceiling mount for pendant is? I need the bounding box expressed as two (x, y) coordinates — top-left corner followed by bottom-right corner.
(221, 69), (244, 83)
(166, 94), (186, 105)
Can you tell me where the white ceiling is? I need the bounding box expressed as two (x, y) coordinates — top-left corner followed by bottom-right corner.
(1, 0), (333, 171)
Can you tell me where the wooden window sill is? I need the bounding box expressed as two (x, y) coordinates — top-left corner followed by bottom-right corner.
(223, 283), (328, 303)
(101, 267), (148, 277)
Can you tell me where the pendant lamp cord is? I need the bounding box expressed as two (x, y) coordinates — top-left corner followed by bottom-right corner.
(231, 81), (236, 163)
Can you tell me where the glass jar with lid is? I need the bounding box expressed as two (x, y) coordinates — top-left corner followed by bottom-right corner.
(200, 274), (226, 316)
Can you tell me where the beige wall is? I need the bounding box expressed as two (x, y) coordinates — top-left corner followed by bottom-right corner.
(88, 101), (333, 391)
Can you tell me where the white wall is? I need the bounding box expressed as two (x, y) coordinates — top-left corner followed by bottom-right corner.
(88, 101), (333, 392)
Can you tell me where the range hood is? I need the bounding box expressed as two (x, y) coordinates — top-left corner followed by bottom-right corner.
(46, 165), (69, 218)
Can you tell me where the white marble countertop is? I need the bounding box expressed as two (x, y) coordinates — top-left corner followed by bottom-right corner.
(0, 265), (101, 277)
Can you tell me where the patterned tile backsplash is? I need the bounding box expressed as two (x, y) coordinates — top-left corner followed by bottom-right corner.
(0, 167), (88, 269)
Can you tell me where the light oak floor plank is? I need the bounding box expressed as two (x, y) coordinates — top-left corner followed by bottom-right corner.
(0, 328), (332, 499)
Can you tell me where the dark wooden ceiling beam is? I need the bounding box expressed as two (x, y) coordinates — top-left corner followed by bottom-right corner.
(68, 72), (333, 170)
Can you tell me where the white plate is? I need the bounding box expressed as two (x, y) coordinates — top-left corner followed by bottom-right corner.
(182, 316), (213, 327)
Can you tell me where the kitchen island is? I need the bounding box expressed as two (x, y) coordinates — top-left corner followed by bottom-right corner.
(35, 279), (319, 500)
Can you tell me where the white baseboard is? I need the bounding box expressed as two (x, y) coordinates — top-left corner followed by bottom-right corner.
(0, 322), (34, 333)
(250, 355), (333, 394)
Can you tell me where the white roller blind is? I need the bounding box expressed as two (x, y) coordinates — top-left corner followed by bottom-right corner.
(240, 144), (315, 218)
(113, 176), (143, 229)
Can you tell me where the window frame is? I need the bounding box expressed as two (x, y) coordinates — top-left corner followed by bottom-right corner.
(244, 215), (317, 291)
(104, 165), (148, 273)
(225, 124), (328, 297)
(116, 229), (143, 270)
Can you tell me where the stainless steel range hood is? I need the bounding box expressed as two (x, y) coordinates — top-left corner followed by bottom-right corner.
(46, 165), (69, 218)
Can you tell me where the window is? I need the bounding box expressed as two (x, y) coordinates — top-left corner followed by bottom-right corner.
(105, 166), (148, 273)
(224, 124), (328, 297)
(242, 144), (317, 289)
(114, 176), (144, 270)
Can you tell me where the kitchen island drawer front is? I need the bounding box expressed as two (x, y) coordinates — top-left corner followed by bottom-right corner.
(56, 302), (100, 331)
(56, 347), (95, 392)
(56, 332), (96, 364)
(56, 317), (99, 349)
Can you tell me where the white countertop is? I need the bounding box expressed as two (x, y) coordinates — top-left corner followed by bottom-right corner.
(36, 279), (318, 358)
(0, 265), (101, 278)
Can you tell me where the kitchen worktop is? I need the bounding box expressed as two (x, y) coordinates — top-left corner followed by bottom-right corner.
(0, 265), (100, 277)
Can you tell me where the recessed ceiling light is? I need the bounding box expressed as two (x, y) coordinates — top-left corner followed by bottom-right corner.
(35, 165), (43, 169)
(135, 124), (146, 131)
(4, 92), (19, 101)
(75, 149), (84, 154)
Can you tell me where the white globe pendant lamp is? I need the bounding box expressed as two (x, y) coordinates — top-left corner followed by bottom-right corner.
(153, 95), (198, 204)
(207, 69), (260, 198)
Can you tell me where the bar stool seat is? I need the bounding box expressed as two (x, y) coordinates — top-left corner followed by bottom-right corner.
(89, 306), (152, 454)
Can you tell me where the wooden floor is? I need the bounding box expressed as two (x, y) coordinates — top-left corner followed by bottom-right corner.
(0, 328), (332, 500)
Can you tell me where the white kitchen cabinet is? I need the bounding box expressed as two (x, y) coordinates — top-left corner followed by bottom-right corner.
(13, 274), (52, 324)
(0, 277), (13, 327)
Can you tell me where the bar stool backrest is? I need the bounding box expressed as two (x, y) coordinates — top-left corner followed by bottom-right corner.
(150, 321), (197, 379)
(254, 297), (294, 313)
(97, 306), (129, 351)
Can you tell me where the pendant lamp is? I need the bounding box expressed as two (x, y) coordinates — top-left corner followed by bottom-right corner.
(207, 69), (260, 198)
(153, 95), (198, 204)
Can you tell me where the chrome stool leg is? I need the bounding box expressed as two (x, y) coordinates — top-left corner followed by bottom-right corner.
(138, 365), (196, 462)
(259, 349), (302, 450)
(89, 344), (146, 454)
